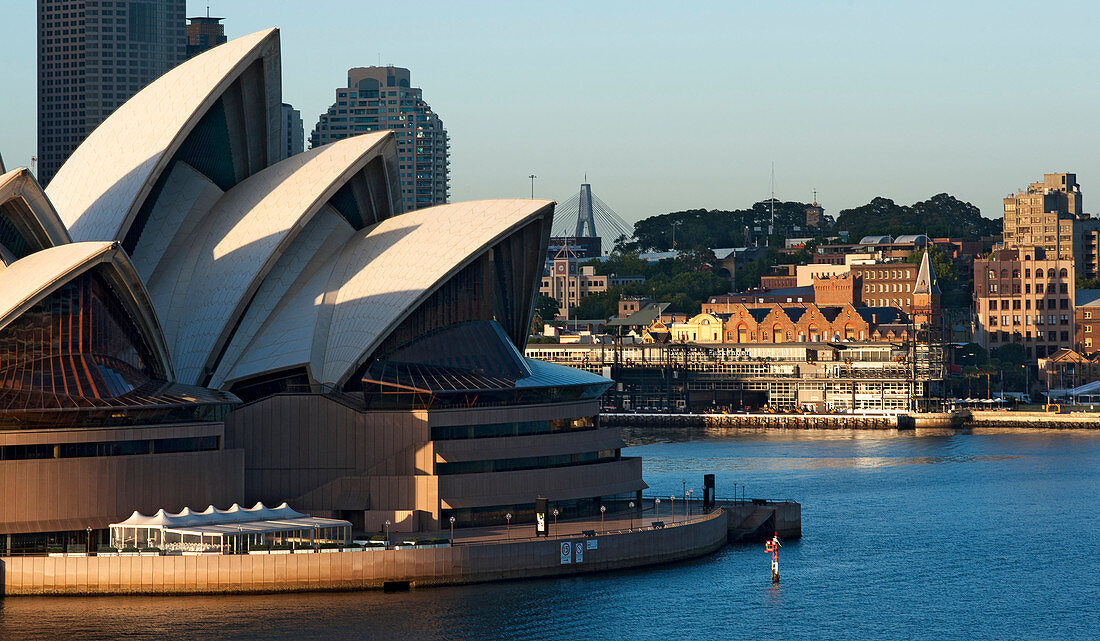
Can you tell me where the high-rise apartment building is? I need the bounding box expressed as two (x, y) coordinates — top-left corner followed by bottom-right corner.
(973, 247), (1075, 358)
(1001, 173), (1083, 265)
(311, 66), (449, 211)
(186, 15), (226, 58)
(37, 0), (187, 185)
(281, 103), (304, 158)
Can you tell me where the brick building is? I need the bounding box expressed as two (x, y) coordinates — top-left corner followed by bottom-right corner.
(1074, 290), (1100, 355)
(850, 262), (920, 311)
(668, 303), (911, 345)
(813, 274), (856, 306)
(973, 247), (1074, 358)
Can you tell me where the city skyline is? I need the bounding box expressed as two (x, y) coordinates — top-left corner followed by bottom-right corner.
(6, 1), (1100, 224)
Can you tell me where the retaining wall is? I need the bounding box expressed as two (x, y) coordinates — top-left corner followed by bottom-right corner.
(965, 410), (1100, 429)
(0, 510), (729, 596)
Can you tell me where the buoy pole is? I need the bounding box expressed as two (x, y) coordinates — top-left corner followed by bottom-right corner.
(765, 532), (781, 583)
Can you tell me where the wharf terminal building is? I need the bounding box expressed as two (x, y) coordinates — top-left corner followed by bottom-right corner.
(1, 29), (643, 554)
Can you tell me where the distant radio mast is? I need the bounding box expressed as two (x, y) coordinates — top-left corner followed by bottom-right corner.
(768, 162), (776, 245)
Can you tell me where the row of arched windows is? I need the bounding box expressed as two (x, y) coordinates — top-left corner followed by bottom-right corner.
(990, 267), (1068, 279)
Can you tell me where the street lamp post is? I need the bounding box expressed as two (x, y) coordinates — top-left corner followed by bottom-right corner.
(628, 501), (635, 529)
(449, 516), (456, 545)
(670, 496), (676, 523)
(86, 526), (92, 555)
(654, 498), (661, 521)
(552, 508), (559, 528)
(238, 525), (243, 554)
(384, 520), (390, 547)
(687, 489), (693, 518)
(505, 513), (512, 539)
(600, 505), (606, 529)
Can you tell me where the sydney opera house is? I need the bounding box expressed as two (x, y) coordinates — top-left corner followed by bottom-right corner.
(0, 29), (644, 553)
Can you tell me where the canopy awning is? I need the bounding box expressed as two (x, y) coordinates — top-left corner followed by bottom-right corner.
(110, 501), (349, 533)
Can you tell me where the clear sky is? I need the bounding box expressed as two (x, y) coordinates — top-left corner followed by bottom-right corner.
(3, 1), (1100, 226)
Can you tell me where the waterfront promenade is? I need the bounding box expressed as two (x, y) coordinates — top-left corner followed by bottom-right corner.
(0, 500), (799, 596)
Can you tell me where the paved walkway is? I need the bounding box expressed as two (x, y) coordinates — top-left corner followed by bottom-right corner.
(410, 503), (716, 546)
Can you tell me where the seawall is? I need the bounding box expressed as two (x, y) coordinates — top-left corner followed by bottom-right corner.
(605, 412), (898, 429)
(0, 510), (731, 596)
(964, 410), (1100, 429)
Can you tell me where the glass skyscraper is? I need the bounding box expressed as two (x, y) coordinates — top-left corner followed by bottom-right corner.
(37, 0), (186, 185)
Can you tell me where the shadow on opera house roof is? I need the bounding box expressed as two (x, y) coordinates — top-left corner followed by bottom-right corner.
(1, 28), (637, 545)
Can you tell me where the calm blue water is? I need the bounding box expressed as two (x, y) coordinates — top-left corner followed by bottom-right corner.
(2, 427), (1098, 640)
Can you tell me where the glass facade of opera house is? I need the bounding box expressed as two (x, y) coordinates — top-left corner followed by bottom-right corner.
(0, 27), (645, 554)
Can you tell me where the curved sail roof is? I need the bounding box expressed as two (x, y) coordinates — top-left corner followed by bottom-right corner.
(149, 132), (395, 385)
(0, 242), (173, 378)
(315, 199), (554, 386)
(47, 28), (281, 242)
(0, 168), (72, 259)
(213, 200), (554, 388)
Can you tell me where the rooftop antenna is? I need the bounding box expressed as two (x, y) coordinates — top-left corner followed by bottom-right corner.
(813, 188), (818, 205)
(768, 162), (776, 245)
(206, 5), (210, 18)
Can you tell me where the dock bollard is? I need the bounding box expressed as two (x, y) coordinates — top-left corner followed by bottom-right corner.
(765, 533), (781, 583)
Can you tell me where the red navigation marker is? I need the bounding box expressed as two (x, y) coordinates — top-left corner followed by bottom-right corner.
(765, 532), (781, 583)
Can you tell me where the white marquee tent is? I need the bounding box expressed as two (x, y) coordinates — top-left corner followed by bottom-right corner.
(110, 502), (351, 553)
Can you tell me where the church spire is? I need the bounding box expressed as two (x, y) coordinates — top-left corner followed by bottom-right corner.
(914, 250), (940, 296)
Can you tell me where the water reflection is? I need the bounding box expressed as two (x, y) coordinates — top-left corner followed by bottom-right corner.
(641, 453), (1023, 473)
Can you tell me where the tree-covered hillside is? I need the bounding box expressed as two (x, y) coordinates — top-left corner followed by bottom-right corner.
(616, 193), (999, 252)
(835, 193), (999, 241)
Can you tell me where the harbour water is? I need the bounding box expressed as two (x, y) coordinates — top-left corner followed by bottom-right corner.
(2, 427), (1097, 640)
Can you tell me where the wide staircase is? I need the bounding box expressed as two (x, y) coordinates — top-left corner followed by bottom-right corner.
(727, 506), (775, 542)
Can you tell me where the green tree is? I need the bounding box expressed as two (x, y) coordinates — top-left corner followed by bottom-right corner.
(989, 344), (1029, 394)
(573, 290), (619, 320)
(904, 245), (960, 291)
(533, 294), (560, 321)
(835, 193), (998, 241)
(1076, 274), (1100, 290)
(584, 250), (648, 277)
(955, 343), (988, 369)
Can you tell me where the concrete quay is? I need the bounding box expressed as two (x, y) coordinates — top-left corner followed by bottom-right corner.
(0, 501), (800, 596)
(963, 410), (1100, 429)
(605, 411), (899, 429)
(608, 409), (1100, 430)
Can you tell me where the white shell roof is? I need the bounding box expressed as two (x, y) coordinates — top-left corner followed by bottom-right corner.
(214, 199), (554, 388)
(315, 199), (554, 386)
(209, 206), (353, 388)
(0, 168), (72, 252)
(156, 133), (393, 385)
(46, 28), (279, 242)
(0, 242), (115, 329)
